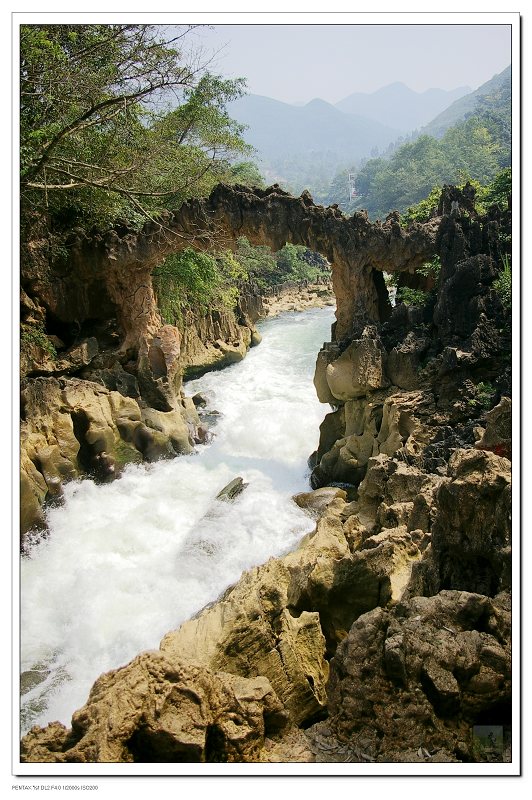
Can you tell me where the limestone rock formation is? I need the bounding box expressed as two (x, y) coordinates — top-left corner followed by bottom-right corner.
(160, 558), (330, 727)
(20, 376), (199, 536)
(422, 448), (511, 596)
(311, 186), (511, 496)
(21, 653), (288, 763)
(325, 326), (389, 401)
(326, 590), (511, 762)
(160, 493), (431, 711)
(20, 182), (513, 764)
(22, 184), (437, 358)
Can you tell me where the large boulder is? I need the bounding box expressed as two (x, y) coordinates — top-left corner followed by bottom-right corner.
(325, 327), (389, 402)
(136, 325), (183, 411)
(160, 558), (330, 727)
(311, 390), (432, 489)
(21, 653), (288, 763)
(327, 590), (511, 762)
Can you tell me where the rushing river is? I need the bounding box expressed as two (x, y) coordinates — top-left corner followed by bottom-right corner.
(20, 305), (335, 734)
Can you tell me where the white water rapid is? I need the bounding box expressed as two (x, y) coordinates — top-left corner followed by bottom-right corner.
(20, 305), (335, 734)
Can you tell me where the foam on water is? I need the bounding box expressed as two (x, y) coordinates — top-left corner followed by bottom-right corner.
(20, 306), (334, 733)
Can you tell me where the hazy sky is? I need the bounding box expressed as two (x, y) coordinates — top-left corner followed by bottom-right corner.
(190, 24), (511, 104)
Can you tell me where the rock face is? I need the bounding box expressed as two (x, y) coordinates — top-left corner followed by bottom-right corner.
(327, 590), (511, 762)
(21, 653), (288, 763)
(311, 186), (511, 493)
(20, 375), (200, 536)
(420, 448), (511, 597)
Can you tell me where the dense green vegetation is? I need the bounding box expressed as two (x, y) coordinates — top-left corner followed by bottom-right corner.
(398, 168), (511, 227)
(153, 237), (329, 323)
(389, 173), (511, 316)
(20, 24), (250, 229)
(233, 238), (328, 290)
(493, 254), (512, 310)
(153, 248), (248, 325)
(354, 86), (510, 219)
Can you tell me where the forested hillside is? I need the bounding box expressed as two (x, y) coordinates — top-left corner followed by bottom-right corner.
(351, 68), (510, 219)
(422, 65), (511, 139)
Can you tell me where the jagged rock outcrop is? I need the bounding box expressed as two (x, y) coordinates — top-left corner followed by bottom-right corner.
(407, 448), (511, 598)
(21, 653), (288, 763)
(326, 590), (511, 762)
(20, 376), (200, 536)
(311, 186), (511, 492)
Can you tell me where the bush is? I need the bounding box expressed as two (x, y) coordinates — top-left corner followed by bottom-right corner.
(493, 254), (511, 310)
(396, 287), (428, 307)
(21, 323), (57, 359)
(153, 248), (247, 325)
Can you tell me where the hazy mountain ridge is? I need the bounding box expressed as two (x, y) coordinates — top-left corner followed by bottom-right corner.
(422, 65), (511, 138)
(229, 94), (399, 173)
(335, 82), (471, 132)
(228, 73), (509, 200)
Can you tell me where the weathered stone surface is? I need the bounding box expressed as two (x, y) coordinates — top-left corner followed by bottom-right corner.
(160, 558), (329, 726)
(386, 332), (429, 390)
(312, 391), (432, 489)
(429, 448), (511, 595)
(327, 590), (511, 762)
(326, 327), (389, 401)
(313, 343), (341, 405)
(262, 281), (334, 318)
(475, 396), (511, 460)
(20, 376), (199, 535)
(179, 308), (253, 379)
(21, 653), (288, 763)
(286, 512), (429, 653)
(292, 487), (347, 517)
(137, 324), (183, 411)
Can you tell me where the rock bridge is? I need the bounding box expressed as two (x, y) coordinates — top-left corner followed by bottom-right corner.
(24, 183), (438, 350)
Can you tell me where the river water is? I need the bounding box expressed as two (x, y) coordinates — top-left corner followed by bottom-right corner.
(20, 305), (335, 734)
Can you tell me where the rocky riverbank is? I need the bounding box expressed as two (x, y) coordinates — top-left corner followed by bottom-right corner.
(20, 183), (513, 764)
(262, 280), (335, 317)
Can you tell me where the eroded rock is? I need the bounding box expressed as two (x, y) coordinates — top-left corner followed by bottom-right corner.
(327, 590), (511, 761)
(21, 653), (288, 763)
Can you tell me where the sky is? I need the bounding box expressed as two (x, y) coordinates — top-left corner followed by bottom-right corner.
(189, 24), (511, 105)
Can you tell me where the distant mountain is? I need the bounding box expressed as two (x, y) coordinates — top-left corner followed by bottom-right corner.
(335, 82), (471, 132)
(228, 94), (400, 193)
(422, 66), (511, 139)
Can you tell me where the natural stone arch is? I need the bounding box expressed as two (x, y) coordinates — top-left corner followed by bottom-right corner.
(22, 184), (439, 351)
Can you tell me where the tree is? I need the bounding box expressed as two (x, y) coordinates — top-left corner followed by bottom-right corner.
(20, 24), (250, 227)
(227, 161), (266, 188)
